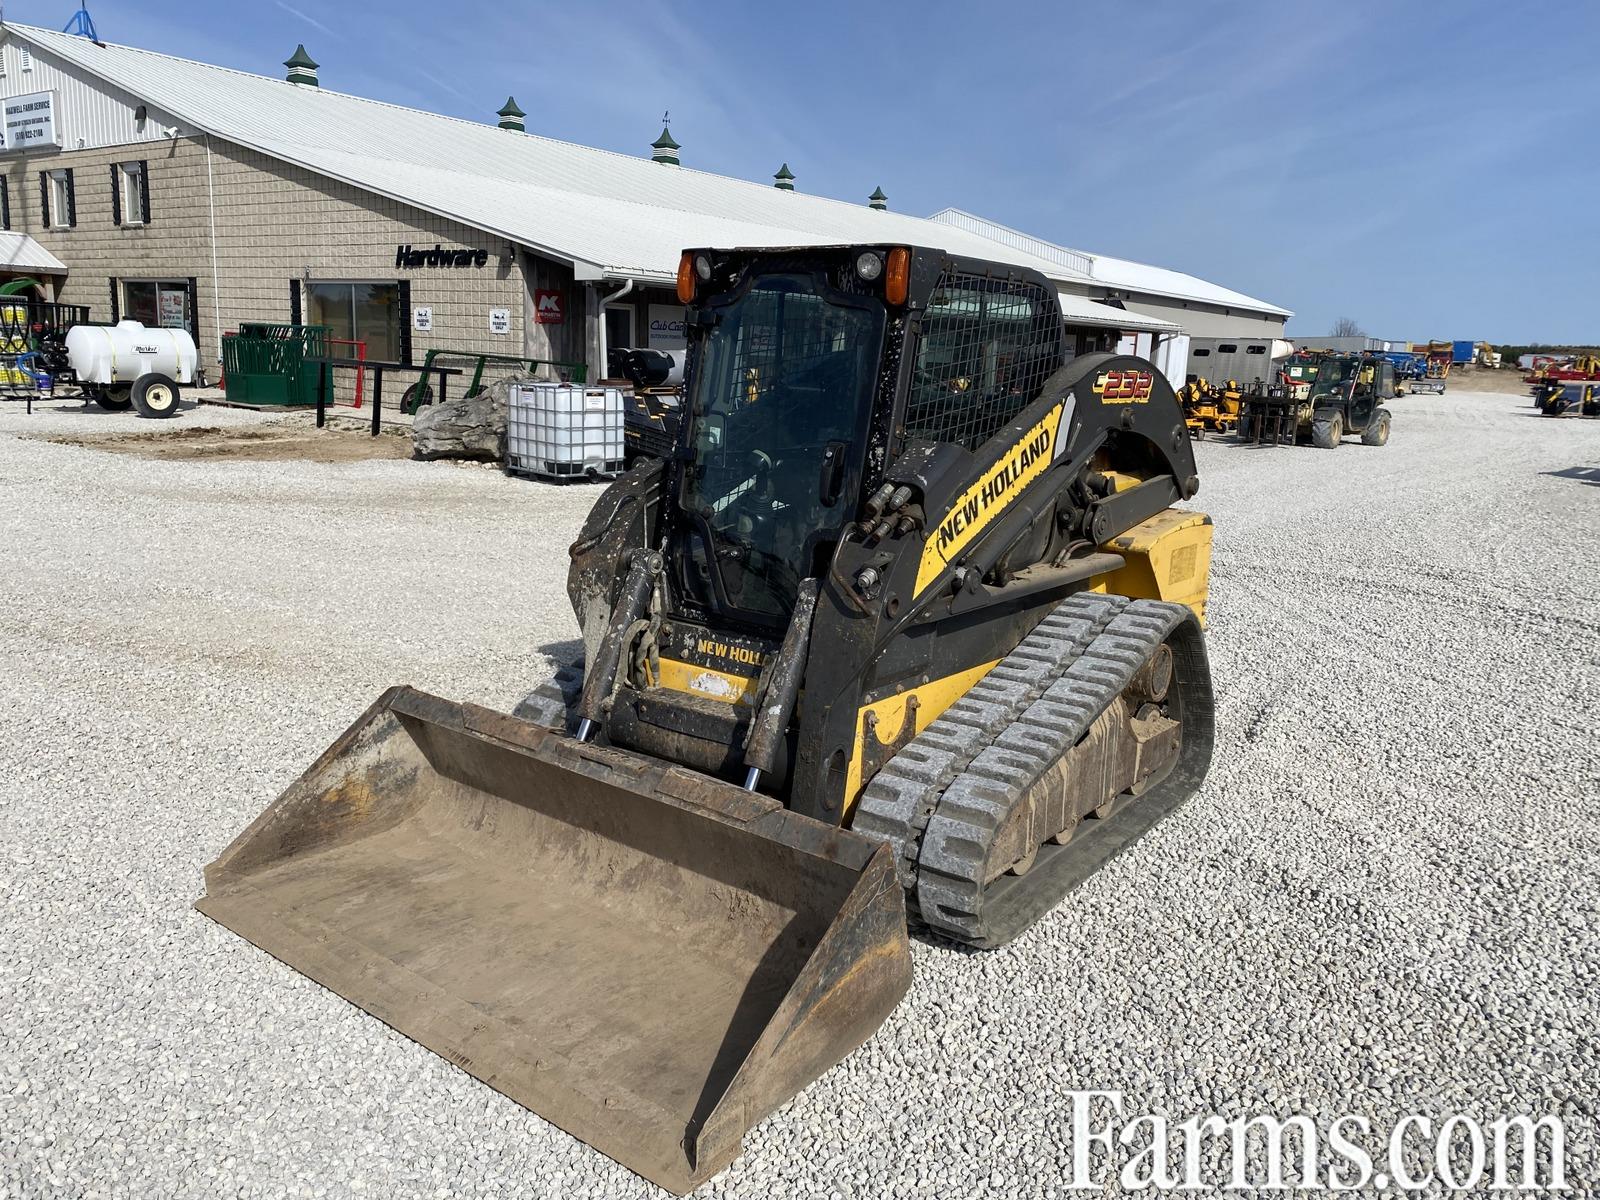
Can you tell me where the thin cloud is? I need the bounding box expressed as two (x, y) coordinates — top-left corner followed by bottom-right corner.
(416, 68), (471, 105)
(271, 0), (335, 38)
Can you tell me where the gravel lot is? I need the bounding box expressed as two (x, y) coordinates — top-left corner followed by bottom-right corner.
(2, 390), (1596, 1197)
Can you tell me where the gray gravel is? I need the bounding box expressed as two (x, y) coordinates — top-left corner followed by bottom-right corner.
(2, 390), (1596, 1197)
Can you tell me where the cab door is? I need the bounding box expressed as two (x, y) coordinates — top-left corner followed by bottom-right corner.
(1346, 362), (1377, 430)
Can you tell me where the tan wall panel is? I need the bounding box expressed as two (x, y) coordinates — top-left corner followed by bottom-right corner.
(3, 134), (584, 377)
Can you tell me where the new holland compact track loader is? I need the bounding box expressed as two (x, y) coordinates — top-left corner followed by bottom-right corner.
(197, 245), (1216, 1193)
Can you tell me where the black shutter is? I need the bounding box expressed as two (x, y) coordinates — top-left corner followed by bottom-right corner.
(289, 278), (301, 325)
(38, 172), (49, 228)
(398, 279), (412, 365)
(109, 278), (120, 323)
(186, 277), (199, 350)
(139, 160), (150, 224)
(64, 169), (76, 228)
(109, 164), (122, 226)
(0, 178), (9, 231)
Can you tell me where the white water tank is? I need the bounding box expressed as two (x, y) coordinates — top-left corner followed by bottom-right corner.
(66, 320), (197, 385)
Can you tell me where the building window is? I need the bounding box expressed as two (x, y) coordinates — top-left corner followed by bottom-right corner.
(41, 169), (75, 229)
(123, 281), (189, 328)
(307, 281), (402, 363)
(0, 178), (9, 231)
(113, 161), (149, 226)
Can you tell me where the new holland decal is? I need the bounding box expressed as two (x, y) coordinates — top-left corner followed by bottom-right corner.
(913, 399), (1074, 596)
(1092, 368), (1155, 403)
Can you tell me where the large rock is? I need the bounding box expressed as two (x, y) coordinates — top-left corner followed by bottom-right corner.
(411, 375), (529, 462)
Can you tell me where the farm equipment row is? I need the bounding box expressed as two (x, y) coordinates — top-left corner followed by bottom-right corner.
(1181, 352), (1395, 449)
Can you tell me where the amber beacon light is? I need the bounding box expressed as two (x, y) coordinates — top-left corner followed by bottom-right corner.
(676, 251), (697, 304)
(884, 247), (910, 306)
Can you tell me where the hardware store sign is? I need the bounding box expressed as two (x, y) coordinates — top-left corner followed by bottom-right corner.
(1, 91), (61, 152)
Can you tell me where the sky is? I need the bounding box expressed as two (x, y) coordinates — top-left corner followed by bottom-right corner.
(8, 0), (1598, 342)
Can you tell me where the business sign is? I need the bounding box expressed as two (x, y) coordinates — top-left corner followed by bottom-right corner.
(156, 287), (187, 329)
(1, 91), (61, 152)
(648, 303), (686, 351)
(488, 308), (511, 335)
(395, 243), (488, 268)
(412, 306), (433, 332)
(534, 290), (564, 325)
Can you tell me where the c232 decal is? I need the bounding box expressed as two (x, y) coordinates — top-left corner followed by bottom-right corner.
(1093, 368), (1154, 404)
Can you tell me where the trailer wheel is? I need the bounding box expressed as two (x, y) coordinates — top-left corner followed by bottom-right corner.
(95, 384), (134, 412)
(131, 373), (181, 419)
(401, 381), (434, 414)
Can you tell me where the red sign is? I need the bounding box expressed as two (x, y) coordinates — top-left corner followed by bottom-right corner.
(534, 289), (564, 325)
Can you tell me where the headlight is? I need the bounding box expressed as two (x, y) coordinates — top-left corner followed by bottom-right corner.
(855, 251), (884, 282)
(694, 253), (713, 281)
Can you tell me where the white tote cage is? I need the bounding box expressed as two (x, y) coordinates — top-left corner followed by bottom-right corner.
(507, 383), (627, 481)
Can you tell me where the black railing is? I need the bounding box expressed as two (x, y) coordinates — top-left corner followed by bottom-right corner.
(309, 357), (464, 436)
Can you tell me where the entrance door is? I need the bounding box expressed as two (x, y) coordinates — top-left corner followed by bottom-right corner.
(605, 306), (635, 352)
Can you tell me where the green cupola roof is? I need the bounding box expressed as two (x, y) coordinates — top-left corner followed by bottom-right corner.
(651, 114), (681, 164)
(283, 44), (319, 86)
(498, 96), (526, 131)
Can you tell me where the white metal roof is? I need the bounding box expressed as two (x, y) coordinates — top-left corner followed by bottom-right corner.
(0, 231), (67, 273)
(1057, 291), (1179, 332)
(929, 208), (1292, 318)
(6, 24), (1096, 287)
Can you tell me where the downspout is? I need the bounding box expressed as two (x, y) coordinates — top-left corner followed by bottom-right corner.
(204, 134), (223, 361)
(595, 278), (634, 383)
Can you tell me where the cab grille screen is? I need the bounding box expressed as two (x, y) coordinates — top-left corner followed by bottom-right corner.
(904, 271), (1063, 450)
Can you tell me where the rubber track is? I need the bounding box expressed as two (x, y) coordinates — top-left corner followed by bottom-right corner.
(913, 599), (1194, 944)
(852, 592), (1131, 895)
(512, 663), (585, 733)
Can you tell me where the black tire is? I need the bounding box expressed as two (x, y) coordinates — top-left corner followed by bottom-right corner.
(1311, 411), (1343, 449)
(401, 381), (435, 414)
(1361, 409), (1392, 446)
(95, 384), (133, 412)
(131, 373), (181, 419)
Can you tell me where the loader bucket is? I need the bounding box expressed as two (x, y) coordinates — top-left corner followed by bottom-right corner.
(197, 687), (912, 1193)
